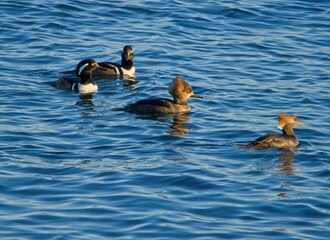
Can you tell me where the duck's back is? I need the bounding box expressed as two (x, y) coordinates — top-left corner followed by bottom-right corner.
(239, 133), (298, 150)
(92, 62), (119, 77)
(126, 98), (181, 114)
(48, 77), (79, 89)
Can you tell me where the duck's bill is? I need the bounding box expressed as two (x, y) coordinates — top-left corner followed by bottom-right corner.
(191, 94), (203, 99)
(297, 121), (304, 125)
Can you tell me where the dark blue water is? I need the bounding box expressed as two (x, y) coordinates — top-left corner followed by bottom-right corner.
(1, 0), (330, 239)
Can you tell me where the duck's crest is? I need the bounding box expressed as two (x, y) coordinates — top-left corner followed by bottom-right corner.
(168, 76), (192, 97)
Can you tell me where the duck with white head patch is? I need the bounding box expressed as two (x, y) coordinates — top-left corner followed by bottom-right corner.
(124, 76), (203, 114)
(50, 59), (106, 93)
(94, 45), (135, 78)
(62, 45), (135, 79)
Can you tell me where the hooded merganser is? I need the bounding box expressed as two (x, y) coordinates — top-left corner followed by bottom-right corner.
(238, 114), (304, 150)
(94, 45), (135, 78)
(124, 76), (203, 114)
(61, 45), (135, 78)
(50, 59), (103, 93)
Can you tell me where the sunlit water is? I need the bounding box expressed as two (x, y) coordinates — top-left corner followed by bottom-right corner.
(0, 0), (329, 239)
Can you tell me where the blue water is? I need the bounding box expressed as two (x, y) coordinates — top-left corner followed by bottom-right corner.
(1, 0), (330, 239)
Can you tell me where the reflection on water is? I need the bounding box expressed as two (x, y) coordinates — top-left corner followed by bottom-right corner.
(131, 113), (192, 137)
(278, 148), (297, 176)
(76, 94), (97, 117)
(277, 149), (296, 198)
(174, 157), (189, 161)
(123, 77), (137, 85)
(167, 114), (191, 137)
(76, 93), (94, 108)
(1, 0), (329, 238)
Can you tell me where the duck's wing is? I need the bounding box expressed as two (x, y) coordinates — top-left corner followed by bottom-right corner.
(239, 133), (283, 150)
(125, 98), (175, 114)
(47, 77), (79, 89)
(98, 62), (121, 69)
(93, 62), (122, 76)
(134, 98), (174, 107)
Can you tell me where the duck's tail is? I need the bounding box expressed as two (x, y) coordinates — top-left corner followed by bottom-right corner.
(237, 144), (252, 149)
(60, 69), (75, 74)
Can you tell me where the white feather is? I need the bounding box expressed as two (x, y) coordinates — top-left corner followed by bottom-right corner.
(114, 66), (120, 75)
(122, 66), (135, 77)
(72, 83), (98, 93)
(78, 63), (89, 76)
(79, 83), (98, 93)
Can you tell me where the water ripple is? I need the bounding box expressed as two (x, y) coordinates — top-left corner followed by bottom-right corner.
(0, 0), (330, 239)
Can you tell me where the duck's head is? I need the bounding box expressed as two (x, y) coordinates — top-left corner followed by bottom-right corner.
(75, 59), (100, 77)
(168, 76), (203, 102)
(122, 45), (134, 62)
(277, 114), (304, 129)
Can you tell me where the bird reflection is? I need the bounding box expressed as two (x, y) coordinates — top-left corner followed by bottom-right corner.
(166, 114), (191, 136)
(278, 148), (296, 176)
(76, 93), (94, 107)
(276, 148), (298, 198)
(132, 113), (192, 137)
(123, 76), (137, 84)
(75, 93), (98, 118)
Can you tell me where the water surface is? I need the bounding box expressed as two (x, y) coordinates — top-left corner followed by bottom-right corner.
(0, 0), (330, 239)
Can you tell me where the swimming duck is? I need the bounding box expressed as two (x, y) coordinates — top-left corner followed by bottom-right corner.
(94, 45), (135, 78)
(61, 45), (135, 79)
(238, 114), (304, 150)
(50, 59), (102, 93)
(124, 76), (203, 114)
